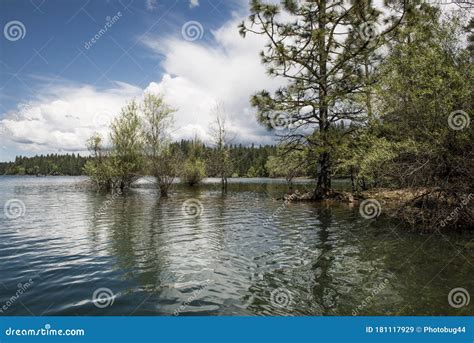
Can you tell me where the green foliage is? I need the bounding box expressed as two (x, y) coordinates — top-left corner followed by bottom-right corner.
(245, 166), (258, 178)
(83, 157), (118, 190)
(182, 138), (206, 186)
(265, 147), (309, 185)
(110, 100), (144, 189)
(182, 158), (206, 186)
(240, 0), (407, 194)
(83, 133), (118, 190)
(2, 143), (279, 179)
(141, 93), (178, 196)
(0, 154), (88, 176)
(374, 8), (473, 192)
(208, 104), (233, 191)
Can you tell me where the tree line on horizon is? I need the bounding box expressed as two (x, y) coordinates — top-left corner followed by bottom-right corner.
(0, 142), (296, 179)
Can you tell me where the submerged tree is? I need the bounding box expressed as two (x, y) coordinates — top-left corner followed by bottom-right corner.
(83, 133), (118, 190)
(141, 93), (179, 197)
(182, 136), (206, 187)
(239, 0), (407, 198)
(110, 100), (144, 190)
(209, 103), (233, 192)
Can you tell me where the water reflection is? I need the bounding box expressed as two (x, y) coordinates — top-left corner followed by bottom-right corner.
(0, 177), (472, 316)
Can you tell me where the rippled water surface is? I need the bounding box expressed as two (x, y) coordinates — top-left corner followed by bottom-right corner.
(0, 176), (473, 316)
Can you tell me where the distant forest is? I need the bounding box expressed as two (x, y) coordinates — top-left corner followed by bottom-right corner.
(0, 140), (279, 178)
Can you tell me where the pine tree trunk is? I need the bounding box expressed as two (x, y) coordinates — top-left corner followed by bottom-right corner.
(314, 0), (331, 198)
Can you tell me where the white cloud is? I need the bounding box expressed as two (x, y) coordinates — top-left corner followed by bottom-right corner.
(1, 12), (282, 155)
(141, 15), (283, 145)
(0, 82), (142, 153)
(189, 0), (199, 9)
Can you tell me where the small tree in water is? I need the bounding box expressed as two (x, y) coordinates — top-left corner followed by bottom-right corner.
(182, 137), (206, 187)
(83, 133), (119, 190)
(141, 93), (179, 197)
(110, 100), (144, 190)
(209, 103), (233, 192)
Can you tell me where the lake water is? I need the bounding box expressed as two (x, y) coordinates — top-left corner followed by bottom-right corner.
(0, 176), (472, 316)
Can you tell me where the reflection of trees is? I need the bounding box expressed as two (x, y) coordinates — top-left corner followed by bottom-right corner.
(241, 202), (339, 316)
(85, 190), (113, 248)
(311, 204), (337, 315)
(101, 192), (174, 313)
(103, 187), (227, 314)
(108, 193), (146, 276)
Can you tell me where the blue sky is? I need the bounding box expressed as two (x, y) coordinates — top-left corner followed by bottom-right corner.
(0, 0), (280, 161)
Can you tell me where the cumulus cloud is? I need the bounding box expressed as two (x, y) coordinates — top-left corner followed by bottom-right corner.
(141, 15), (283, 145)
(1, 11), (283, 155)
(0, 82), (142, 153)
(189, 0), (199, 8)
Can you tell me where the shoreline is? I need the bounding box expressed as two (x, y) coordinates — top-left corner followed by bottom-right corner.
(284, 188), (474, 232)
